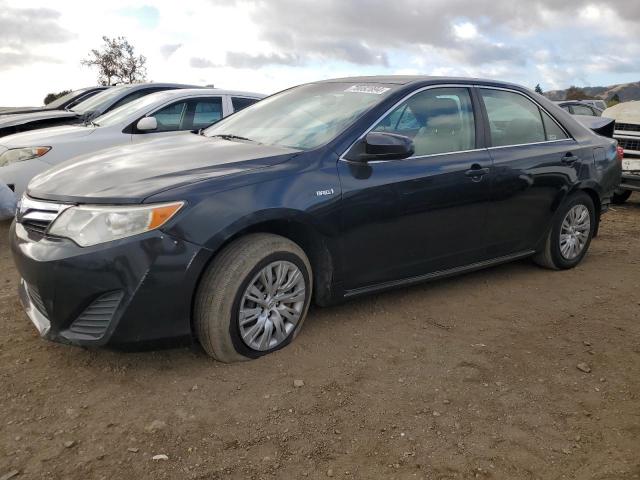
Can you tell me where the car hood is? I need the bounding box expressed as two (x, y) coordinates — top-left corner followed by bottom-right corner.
(0, 124), (96, 148)
(0, 110), (80, 128)
(28, 133), (301, 204)
(603, 101), (640, 124)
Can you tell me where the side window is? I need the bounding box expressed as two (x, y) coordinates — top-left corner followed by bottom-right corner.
(231, 97), (259, 112)
(153, 101), (188, 131)
(541, 110), (569, 141)
(371, 87), (476, 156)
(480, 89), (546, 147)
(561, 105), (572, 112)
(191, 97), (223, 129)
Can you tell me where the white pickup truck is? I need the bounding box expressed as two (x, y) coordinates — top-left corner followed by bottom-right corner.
(603, 101), (640, 204)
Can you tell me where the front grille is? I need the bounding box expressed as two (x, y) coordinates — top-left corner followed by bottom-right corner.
(68, 291), (124, 338)
(27, 284), (48, 316)
(616, 123), (640, 133)
(17, 196), (71, 235)
(617, 137), (640, 152)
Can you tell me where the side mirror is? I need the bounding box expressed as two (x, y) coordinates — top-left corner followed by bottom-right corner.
(345, 132), (414, 162)
(136, 116), (158, 132)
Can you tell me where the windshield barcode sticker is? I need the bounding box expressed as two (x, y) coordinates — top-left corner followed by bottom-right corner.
(345, 85), (391, 95)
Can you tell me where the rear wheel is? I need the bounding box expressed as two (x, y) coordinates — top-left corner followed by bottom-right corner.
(611, 189), (631, 205)
(534, 191), (595, 270)
(194, 233), (312, 363)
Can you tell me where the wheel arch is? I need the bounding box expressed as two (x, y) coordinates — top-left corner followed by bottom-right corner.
(571, 183), (602, 236)
(194, 210), (337, 314)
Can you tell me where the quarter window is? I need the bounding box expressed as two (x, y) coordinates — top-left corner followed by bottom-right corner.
(231, 97), (259, 112)
(372, 88), (476, 156)
(541, 110), (569, 141)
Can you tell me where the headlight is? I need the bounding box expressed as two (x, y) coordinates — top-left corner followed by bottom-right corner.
(0, 147), (51, 167)
(48, 202), (184, 247)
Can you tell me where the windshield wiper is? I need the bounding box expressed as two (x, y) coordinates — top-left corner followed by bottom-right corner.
(209, 134), (254, 142)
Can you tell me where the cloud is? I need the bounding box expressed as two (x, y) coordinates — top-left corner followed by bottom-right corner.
(225, 52), (301, 68)
(205, 0), (639, 92)
(0, 2), (74, 69)
(190, 57), (219, 68)
(160, 43), (182, 59)
(0, 3), (74, 47)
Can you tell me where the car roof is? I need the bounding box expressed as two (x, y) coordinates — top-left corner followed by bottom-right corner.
(315, 75), (527, 89)
(136, 88), (266, 104)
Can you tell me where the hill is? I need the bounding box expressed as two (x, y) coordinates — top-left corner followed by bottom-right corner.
(544, 81), (640, 102)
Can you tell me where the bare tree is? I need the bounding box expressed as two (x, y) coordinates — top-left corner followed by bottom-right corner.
(82, 36), (147, 85)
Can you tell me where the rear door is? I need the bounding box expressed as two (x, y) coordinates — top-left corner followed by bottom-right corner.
(338, 86), (493, 290)
(478, 88), (587, 256)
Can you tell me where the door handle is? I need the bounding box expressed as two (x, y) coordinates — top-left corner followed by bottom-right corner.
(562, 153), (579, 164)
(465, 166), (490, 179)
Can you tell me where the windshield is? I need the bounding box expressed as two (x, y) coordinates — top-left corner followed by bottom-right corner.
(204, 82), (396, 150)
(45, 88), (87, 109)
(72, 86), (129, 114)
(93, 93), (168, 127)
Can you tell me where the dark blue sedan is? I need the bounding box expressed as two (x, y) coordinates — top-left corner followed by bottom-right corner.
(12, 76), (622, 362)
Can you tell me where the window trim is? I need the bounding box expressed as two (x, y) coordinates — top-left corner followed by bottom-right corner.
(477, 86), (573, 149)
(339, 84), (485, 164)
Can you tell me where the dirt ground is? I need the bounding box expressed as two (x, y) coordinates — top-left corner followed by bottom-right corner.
(1, 197), (639, 480)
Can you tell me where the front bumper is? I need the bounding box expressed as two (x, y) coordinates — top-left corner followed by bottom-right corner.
(620, 172), (640, 192)
(11, 221), (212, 347)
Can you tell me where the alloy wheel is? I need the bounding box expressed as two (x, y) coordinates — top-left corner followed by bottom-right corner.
(238, 260), (306, 351)
(559, 204), (591, 260)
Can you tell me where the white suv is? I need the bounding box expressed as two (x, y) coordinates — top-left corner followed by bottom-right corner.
(603, 101), (640, 204)
(0, 88), (264, 200)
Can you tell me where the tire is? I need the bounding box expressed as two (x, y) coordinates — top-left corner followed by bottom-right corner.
(194, 233), (312, 363)
(611, 189), (632, 205)
(533, 191), (595, 270)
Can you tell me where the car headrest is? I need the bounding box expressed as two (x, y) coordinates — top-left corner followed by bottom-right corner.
(407, 96), (461, 129)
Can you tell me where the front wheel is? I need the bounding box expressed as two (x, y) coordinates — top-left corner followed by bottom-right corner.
(194, 233), (312, 363)
(533, 191), (595, 270)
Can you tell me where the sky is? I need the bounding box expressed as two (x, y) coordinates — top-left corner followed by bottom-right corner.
(1, 0), (639, 106)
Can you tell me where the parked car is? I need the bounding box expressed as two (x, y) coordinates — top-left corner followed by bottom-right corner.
(603, 100), (640, 203)
(0, 83), (198, 138)
(11, 76), (621, 362)
(582, 99), (608, 111)
(0, 87), (109, 116)
(0, 89), (264, 197)
(556, 101), (603, 117)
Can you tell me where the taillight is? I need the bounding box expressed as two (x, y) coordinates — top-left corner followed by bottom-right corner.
(616, 145), (624, 163)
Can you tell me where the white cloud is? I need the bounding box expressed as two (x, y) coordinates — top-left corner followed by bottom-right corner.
(0, 0), (638, 106)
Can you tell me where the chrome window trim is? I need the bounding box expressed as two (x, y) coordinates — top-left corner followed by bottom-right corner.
(338, 83), (574, 164)
(486, 138), (574, 151)
(476, 85), (573, 144)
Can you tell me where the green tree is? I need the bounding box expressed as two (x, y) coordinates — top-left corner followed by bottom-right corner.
(607, 93), (621, 107)
(81, 36), (147, 85)
(43, 90), (72, 105)
(565, 86), (593, 101)
(534, 84), (543, 94)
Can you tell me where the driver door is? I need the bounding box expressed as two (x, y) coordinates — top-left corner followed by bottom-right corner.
(338, 87), (493, 291)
